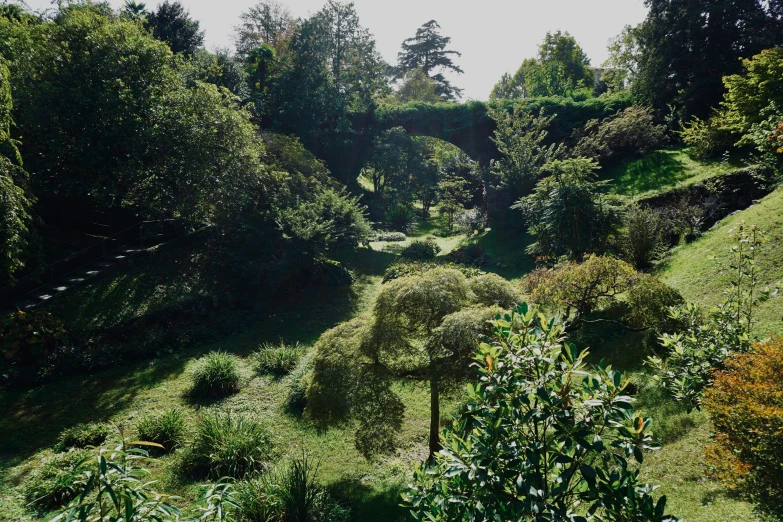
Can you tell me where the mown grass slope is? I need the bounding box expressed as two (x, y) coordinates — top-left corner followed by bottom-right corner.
(601, 147), (747, 198)
(659, 187), (783, 336)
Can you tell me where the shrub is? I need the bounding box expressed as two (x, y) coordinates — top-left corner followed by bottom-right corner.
(679, 113), (736, 159)
(400, 238), (441, 260)
(136, 408), (188, 453)
(703, 338), (783, 518)
(385, 203), (416, 232)
(55, 422), (111, 452)
(648, 223), (775, 411)
(625, 274), (684, 331)
(522, 256), (636, 327)
(23, 449), (92, 514)
(310, 258), (354, 287)
(445, 243), (486, 266)
(621, 204), (666, 270)
(0, 310), (67, 386)
(382, 260), (483, 283)
(182, 412), (274, 479)
(190, 351), (241, 398)
(255, 341), (303, 377)
(572, 106), (668, 166)
(372, 230), (407, 242)
(49, 429), (237, 522)
(403, 305), (677, 521)
(454, 208), (486, 235)
(468, 273), (519, 309)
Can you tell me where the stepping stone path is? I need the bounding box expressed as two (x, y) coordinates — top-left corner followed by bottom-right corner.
(13, 248), (145, 311)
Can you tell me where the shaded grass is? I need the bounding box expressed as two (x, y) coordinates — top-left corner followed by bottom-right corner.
(601, 147), (746, 198)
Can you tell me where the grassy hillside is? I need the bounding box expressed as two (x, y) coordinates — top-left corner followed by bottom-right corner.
(659, 187), (783, 336)
(601, 147), (747, 198)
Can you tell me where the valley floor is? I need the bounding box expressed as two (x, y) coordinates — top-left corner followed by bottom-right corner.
(4, 188), (782, 521)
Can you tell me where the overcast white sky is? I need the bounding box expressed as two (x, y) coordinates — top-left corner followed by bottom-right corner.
(24, 0), (649, 100)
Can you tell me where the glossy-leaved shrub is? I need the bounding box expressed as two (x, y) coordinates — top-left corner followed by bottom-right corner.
(403, 305), (679, 522)
(54, 422), (111, 452)
(179, 412), (274, 479)
(136, 408), (188, 453)
(190, 351), (241, 398)
(703, 338), (783, 518)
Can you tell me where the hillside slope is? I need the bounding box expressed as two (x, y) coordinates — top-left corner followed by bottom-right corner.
(659, 188), (783, 336)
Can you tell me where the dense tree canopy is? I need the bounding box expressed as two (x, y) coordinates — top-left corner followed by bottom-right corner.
(264, 1), (388, 182)
(0, 57), (35, 279)
(1, 5), (257, 222)
(490, 31), (593, 100)
(634, 0), (782, 120)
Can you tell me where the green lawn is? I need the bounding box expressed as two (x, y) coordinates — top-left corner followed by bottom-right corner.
(601, 147), (747, 198)
(659, 187), (783, 336)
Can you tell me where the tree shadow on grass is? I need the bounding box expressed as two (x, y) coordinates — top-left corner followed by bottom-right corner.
(328, 476), (409, 522)
(602, 150), (686, 196)
(333, 246), (398, 278)
(474, 228), (536, 282)
(0, 355), (188, 462)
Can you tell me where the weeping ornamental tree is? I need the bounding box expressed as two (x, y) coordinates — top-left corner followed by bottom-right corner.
(404, 306), (680, 522)
(306, 268), (519, 457)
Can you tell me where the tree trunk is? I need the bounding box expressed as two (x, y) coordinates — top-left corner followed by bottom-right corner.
(428, 376), (441, 459)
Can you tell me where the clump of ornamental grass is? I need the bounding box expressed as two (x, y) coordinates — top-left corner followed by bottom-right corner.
(136, 407), (188, 453)
(54, 422), (111, 451)
(189, 351), (241, 398)
(255, 341), (303, 377)
(178, 412), (274, 480)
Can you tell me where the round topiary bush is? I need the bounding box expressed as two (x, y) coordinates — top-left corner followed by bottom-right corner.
(400, 238), (441, 261)
(24, 449), (92, 514)
(625, 274), (685, 331)
(190, 351), (242, 398)
(469, 273), (519, 309)
(179, 412), (274, 479)
(54, 422), (111, 452)
(136, 408), (188, 453)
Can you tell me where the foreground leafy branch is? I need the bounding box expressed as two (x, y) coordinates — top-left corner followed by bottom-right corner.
(404, 304), (679, 522)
